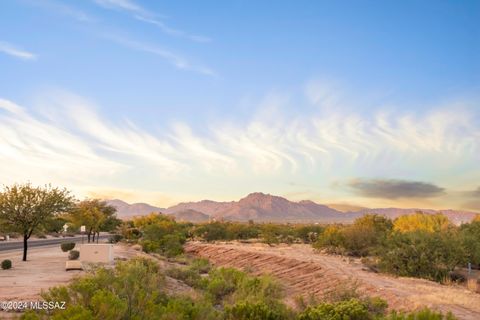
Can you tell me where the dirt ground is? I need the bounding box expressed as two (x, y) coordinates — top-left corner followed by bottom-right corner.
(186, 241), (480, 320)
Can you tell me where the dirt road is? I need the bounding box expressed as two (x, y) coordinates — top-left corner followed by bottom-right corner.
(185, 242), (480, 320)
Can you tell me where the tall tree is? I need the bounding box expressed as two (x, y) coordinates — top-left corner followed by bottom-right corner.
(0, 183), (74, 261)
(69, 199), (118, 243)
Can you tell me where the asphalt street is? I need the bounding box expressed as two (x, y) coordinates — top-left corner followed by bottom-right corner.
(0, 235), (110, 252)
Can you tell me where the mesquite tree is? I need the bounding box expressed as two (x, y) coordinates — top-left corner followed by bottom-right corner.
(69, 199), (118, 243)
(0, 183), (74, 261)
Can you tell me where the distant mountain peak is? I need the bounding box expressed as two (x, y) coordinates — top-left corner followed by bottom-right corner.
(107, 193), (479, 224)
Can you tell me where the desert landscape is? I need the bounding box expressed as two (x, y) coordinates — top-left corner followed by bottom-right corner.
(1, 0), (479, 319)
(186, 242), (480, 319)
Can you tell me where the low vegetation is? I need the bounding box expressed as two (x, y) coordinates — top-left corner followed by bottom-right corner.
(120, 213), (191, 258)
(68, 250), (80, 260)
(191, 221), (323, 245)
(60, 242), (75, 252)
(147, 212), (479, 284)
(312, 212), (480, 283)
(1, 259), (12, 270)
(20, 257), (456, 320)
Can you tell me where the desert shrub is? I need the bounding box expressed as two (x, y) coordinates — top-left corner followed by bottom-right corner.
(68, 250), (80, 260)
(346, 214), (392, 256)
(226, 223), (260, 240)
(393, 212), (452, 233)
(386, 308), (456, 320)
(141, 239), (160, 253)
(166, 266), (205, 288)
(139, 216), (187, 257)
(294, 225), (324, 243)
(297, 298), (374, 320)
(262, 231), (280, 246)
(133, 212), (173, 228)
(323, 279), (361, 303)
(158, 296), (220, 320)
(378, 230), (465, 282)
(1, 259), (12, 270)
(194, 222), (229, 242)
(122, 227), (142, 240)
(460, 221), (480, 266)
(60, 242), (75, 252)
(313, 225), (346, 254)
(314, 215), (392, 257)
(190, 258), (212, 274)
(108, 234), (123, 243)
(159, 233), (185, 257)
(232, 274), (284, 307)
(41, 258), (166, 319)
(225, 301), (288, 320)
(205, 267), (246, 302)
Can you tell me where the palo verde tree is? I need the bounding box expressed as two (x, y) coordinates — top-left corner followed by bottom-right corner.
(69, 199), (118, 243)
(0, 183), (74, 261)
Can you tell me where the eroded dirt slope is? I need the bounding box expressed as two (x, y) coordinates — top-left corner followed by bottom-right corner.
(185, 242), (480, 320)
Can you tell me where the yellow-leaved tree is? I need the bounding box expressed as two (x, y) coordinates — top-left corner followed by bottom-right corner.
(393, 212), (452, 233)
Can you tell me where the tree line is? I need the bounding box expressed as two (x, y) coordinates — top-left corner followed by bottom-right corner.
(0, 183), (121, 261)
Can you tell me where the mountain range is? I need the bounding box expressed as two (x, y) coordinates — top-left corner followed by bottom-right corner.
(107, 192), (478, 224)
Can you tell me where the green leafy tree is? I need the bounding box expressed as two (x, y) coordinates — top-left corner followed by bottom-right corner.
(378, 230), (465, 282)
(0, 183), (73, 261)
(460, 221), (480, 266)
(69, 199), (118, 243)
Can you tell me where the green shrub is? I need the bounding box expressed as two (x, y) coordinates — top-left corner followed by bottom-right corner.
(139, 218), (187, 257)
(60, 242), (75, 252)
(313, 225), (346, 254)
(386, 308), (456, 320)
(166, 267), (205, 288)
(232, 274), (284, 307)
(141, 240), (160, 253)
(160, 234), (185, 257)
(225, 301), (288, 320)
(295, 225), (324, 243)
(190, 258), (212, 274)
(159, 296), (220, 320)
(42, 258), (165, 319)
(108, 234), (123, 243)
(378, 230), (465, 282)
(314, 215), (393, 257)
(1, 259), (12, 270)
(297, 298), (372, 320)
(68, 250), (80, 260)
(194, 222), (229, 242)
(460, 221), (480, 266)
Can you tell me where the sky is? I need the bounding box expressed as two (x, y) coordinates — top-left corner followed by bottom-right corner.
(0, 0), (479, 210)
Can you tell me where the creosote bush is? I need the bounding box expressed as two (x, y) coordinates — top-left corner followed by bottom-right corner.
(68, 250), (80, 260)
(1, 259), (12, 270)
(60, 242), (75, 252)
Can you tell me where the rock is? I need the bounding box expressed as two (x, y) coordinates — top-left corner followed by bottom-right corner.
(65, 260), (83, 271)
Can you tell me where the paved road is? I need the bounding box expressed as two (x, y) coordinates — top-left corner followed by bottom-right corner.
(0, 235), (110, 251)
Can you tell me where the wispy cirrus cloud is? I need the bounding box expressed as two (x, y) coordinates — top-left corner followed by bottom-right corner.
(104, 34), (216, 76)
(0, 41), (37, 60)
(93, 0), (211, 43)
(20, 0), (214, 75)
(1, 85), (479, 206)
(22, 0), (92, 22)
